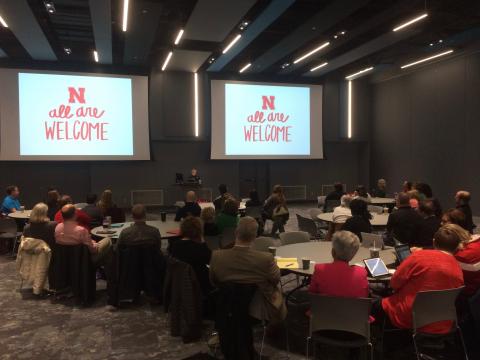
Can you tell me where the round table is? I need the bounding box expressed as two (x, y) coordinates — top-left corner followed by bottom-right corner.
(91, 218), (180, 239)
(370, 197), (395, 205)
(317, 212), (389, 227)
(276, 242), (396, 276)
(8, 210), (32, 219)
(199, 202), (246, 211)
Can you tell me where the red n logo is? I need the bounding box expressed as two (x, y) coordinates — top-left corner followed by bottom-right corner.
(68, 87), (86, 104)
(262, 95), (275, 110)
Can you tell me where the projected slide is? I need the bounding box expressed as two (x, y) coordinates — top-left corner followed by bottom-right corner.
(225, 84), (310, 156)
(19, 73), (133, 156)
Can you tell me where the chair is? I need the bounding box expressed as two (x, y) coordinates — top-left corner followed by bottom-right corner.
(220, 227), (236, 248)
(297, 214), (321, 239)
(279, 231), (310, 246)
(361, 232), (384, 249)
(0, 217), (22, 255)
(205, 235), (222, 251)
(252, 236), (276, 252)
(309, 208), (323, 222)
(368, 205), (384, 214)
(324, 200), (340, 213)
(412, 287), (468, 360)
(317, 196), (326, 208)
(307, 294), (373, 359)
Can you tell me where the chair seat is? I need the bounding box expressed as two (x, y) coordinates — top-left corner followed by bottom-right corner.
(0, 232), (16, 239)
(312, 329), (369, 348)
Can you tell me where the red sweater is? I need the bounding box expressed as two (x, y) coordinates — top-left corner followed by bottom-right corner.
(455, 236), (480, 296)
(54, 209), (92, 230)
(382, 250), (463, 334)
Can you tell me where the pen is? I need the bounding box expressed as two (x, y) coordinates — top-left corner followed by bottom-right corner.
(285, 263), (293, 267)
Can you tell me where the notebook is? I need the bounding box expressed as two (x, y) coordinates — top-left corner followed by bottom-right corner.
(276, 258), (299, 269)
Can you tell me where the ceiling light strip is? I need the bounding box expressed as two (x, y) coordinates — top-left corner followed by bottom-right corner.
(122, 0), (129, 32)
(161, 51), (173, 71)
(400, 49), (454, 69)
(0, 15), (8, 28)
(347, 80), (352, 139)
(345, 66), (374, 80)
(293, 42), (330, 64)
(174, 29), (184, 45)
(194, 73), (199, 137)
(239, 63), (251, 73)
(310, 62), (328, 72)
(93, 50), (99, 62)
(222, 34), (242, 54)
(393, 13), (428, 32)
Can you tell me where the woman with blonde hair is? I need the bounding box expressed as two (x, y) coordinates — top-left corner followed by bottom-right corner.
(23, 202), (57, 248)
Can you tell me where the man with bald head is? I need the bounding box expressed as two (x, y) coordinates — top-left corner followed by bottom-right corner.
(209, 216), (286, 322)
(455, 190), (475, 233)
(175, 191), (201, 221)
(55, 204), (111, 264)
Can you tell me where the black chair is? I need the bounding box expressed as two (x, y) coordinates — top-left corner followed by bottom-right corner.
(324, 200), (341, 213)
(296, 214), (321, 239)
(0, 217), (22, 255)
(215, 283), (260, 360)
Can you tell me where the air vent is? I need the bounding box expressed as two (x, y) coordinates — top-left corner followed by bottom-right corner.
(283, 185), (307, 201)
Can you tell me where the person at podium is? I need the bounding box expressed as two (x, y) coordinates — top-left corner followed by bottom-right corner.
(187, 168), (201, 184)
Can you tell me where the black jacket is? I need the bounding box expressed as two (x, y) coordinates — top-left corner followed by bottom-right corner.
(342, 216), (372, 241)
(457, 204), (475, 234)
(386, 206), (423, 245)
(415, 216), (441, 248)
(175, 202), (201, 221)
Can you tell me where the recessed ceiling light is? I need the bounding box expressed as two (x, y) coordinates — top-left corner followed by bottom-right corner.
(122, 0), (129, 32)
(293, 41), (330, 64)
(281, 62), (290, 69)
(239, 63), (251, 73)
(310, 62), (328, 72)
(174, 29), (184, 45)
(340, 31), (346, 35)
(44, 1), (56, 14)
(222, 34), (242, 54)
(438, 39), (443, 43)
(393, 13), (428, 32)
(0, 15), (8, 28)
(208, 57), (215, 64)
(93, 50), (99, 62)
(429, 43), (434, 46)
(64, 47), (72, 55)
(400, 49), (454, 69)
(161, 51), (173, 71)
(333, 35), (338, 39)
(345, 66), (374, 80)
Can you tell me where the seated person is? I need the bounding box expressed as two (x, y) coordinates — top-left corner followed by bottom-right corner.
(82, 194), (103, 228)
(215, 198), (240, 233)
(415, 200), (441, 248)
(381, 224), (464, 334)
(407, 190), (421, 209)
(454, 225), (480, 297)
(213, 184), (232, 212)
(342, 199), (372, 241)
(323, 182), (345, 212)
(98, 189), (125, 223)
(201, 206), (219, 236)
(23, 202), (57, 248)
(55, 204), (111, 265)
(386, 192), (422, 245)
(245, 190), (262, 207)
(175, 191), (201, 221)
(455, 191), (475, 234)
(209, 216), (286, 322)
(372, 178), (387, 198)
(46, 189), (60, 221)
(170, 216), (212, 296)
(1, 185), (21, 214)
(310, 231), (368, 297)
(117, 204), (161, 247)
(402, 180), (413, 193)
(441, 208), (468, 230)
(353, 185), (371, 202)
(54, 195), (92, 229)
(187, 168), (201, 184)
(326, 195), (352, 241)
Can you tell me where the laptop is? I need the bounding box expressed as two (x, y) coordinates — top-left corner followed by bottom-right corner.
(363, 258), (390, 278)
(395, 244), (411, 263)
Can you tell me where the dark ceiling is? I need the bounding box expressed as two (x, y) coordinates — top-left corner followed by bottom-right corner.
(0, 0), (479, 80)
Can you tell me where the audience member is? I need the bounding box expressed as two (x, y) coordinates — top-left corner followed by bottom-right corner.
(380, 224), (464, 334)
(201, 207), (219, 236)
(407, 190), (421, 209)
(54, 195), (92, 229)
(23, 203), (57, 248)
(455, 191), (475, 233)
(342, 199), (372, 241)
(209, 217), (286, 322)
(245, 190), (262, 207)
(213, 184), (231, 212)
(402, 181), (413, 193)
(187, 168), (201, 184)
(323, 182), (345, 212)
(415, 200), (441, 248)
(215, 198), (239, 233)
(372, 179), (387, 198)
(46, 189), (60, 221)
(386, 192), (422, 245)
(454, 225), (480, 297)
(175, 191), (201, 221)
(97, 189), (125, 223)
(309, 231), (368, 297)
(263, 185), (289, 235)
(117, 204), (161, 247)
(332, 195), (352, 224)
(353, 185), (371, 202)
(1, 185), (21, 214)
(414, 182), (433, 198)
(82, 194), (103, 228)
(55, 205), (111, 264)
(170, 216), (212, 296)
(441, 208), (468, 230)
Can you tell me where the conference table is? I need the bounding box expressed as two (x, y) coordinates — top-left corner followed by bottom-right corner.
(317, 212), (389, 227)
(91, 218), (180, 240)
(370, 197), (395, 205)
(8, 210), (32, 220)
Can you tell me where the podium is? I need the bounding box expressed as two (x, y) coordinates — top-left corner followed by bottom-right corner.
(171, 183), (212, 203)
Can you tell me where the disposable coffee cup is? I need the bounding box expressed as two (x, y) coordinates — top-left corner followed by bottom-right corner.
(268, 246), (276, 256)
(370, 248), (380, 258)
(160, 212), (167, 222)
(20, 206), (25, 213)
(383, 207), (389, 214)
(302, 258), (311, 270)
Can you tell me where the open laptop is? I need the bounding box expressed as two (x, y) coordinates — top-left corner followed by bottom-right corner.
(395, 244), (411, 263)
(363, 258), (390, 278)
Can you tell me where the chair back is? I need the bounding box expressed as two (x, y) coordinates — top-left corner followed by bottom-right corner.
(252, 236), (276, 252)
(325, 200), (341, 212)
(296, 214), (318, 239)
(309, 208), (323, 222)
(245, 206), (262, 219)
(469, 288), (480, 332)
(0, 218), (18, 234)
(279, 231), (310, 246)
(361, 232), (383, 249)
(309, 294), (371, 339)
(367, 205), (383, 214)
(220, 227), (236, 248)
(412, 287), (464, 331)
(205, 235), (222, 250)
(317, 196), (326, 208)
